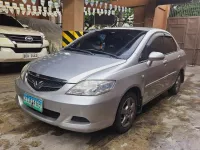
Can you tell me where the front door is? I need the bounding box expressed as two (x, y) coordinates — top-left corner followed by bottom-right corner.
(139, 33), (167, 104)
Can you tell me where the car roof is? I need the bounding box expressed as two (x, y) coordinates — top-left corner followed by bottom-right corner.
(102, 27), (167, 32)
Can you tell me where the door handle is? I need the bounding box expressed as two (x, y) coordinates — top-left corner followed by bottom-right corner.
(163, 60), (168, 65)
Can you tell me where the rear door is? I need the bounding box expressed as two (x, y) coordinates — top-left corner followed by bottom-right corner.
(162, 34), (180, 88)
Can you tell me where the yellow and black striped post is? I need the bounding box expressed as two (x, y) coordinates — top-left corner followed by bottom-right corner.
(62, 31), (83, 47)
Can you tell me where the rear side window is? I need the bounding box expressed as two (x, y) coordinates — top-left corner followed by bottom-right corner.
(163, 36), (177, 54)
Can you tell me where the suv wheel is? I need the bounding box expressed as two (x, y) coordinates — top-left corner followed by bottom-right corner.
(113, 92), (137, 134)
(169, 73), (181, 95)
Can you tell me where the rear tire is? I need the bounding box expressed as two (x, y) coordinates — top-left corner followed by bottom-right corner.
(113, 92), (137, 134)
(168, 73), (181, 95)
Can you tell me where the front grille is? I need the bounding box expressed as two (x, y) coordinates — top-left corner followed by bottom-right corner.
(5, 34), (42, 44)
(27, 71), (67, 92)
(12, 48), (42, 53)
(28, 106), (60, 119)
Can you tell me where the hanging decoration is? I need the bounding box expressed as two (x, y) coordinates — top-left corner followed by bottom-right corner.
(31, 0), (37, 5)
(92, 8), (95, 16)
(54, 2), (59, 9)
(38, 6), (42, 12)
(85, 0), (88, 6)
(0, 1), (3, 7)
(122, 6), (124, 12)
(5, 2), (10, 8)
(104, 9), (107, 15)
(109, 4), (112, 10)
(41, 0), (45, 6)
(43, 7), (47, 12)
(16, 8), (20, 15)
(100, 9), (103, 15)
(26, 10), (31, 16)
(114, 5), (117, 11)
(22, 0), (27, 4)
(9, 8), (14, 14)
(32, 6), (37, 12)
(118, 6), (121, 12)
(53, 11), (57, 17)
(112, 10), (115, 15)
(42, 12), (47, 17)
(104, 3), (107, 9)
(27, 5), (31, 10)
(88, 7), (91, 16)
(108, 10), (111, 16)
(90, 0), (94, 7)
(99, 2), (103, 8)
(95, 1), (98, 7)
(48, 0), (53, 7)
(96, 8), (100, 15)
(21, 8), (26, 15)
(31, 11), (36, 16)
(125, 7), (127, 13)
(12, 3), (18, 9)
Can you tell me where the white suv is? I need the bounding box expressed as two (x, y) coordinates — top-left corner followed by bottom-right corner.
(0, 13), (49, 63)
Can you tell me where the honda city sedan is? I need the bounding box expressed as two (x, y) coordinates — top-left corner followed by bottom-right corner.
(15, 27), (186, 133)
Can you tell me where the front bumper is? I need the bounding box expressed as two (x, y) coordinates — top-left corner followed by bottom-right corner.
(15, 78), (119, 133)
(0, 47), (48, 62)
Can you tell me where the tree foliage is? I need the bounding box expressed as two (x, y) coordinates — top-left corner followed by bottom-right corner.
(170, 0), (200, 17)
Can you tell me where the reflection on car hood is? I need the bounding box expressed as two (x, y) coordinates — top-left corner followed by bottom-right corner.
(0, 26), (42, 36)
(28, 51), (126, 83)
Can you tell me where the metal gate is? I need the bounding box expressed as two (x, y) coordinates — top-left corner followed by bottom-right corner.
(167, 17), (200, 65)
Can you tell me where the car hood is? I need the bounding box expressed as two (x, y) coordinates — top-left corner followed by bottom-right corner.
(0, 25), (42, 36)
(28, 51), (126, 83)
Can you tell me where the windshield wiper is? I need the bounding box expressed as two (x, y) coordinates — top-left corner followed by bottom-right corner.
(65, 47), (94, 55)
(85, 49), (120, 59)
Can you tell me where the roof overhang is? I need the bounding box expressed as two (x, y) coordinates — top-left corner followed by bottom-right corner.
(111, 0), (192, 7)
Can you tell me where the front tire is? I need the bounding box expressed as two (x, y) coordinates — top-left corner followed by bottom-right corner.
(169, 73), (181, 95)
(113, 92), (137, 134)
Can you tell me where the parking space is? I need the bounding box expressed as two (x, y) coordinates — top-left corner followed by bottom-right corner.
(0, 64), (200, 150)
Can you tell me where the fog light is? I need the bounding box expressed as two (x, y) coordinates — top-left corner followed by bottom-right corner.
(71, 116), (90, 123)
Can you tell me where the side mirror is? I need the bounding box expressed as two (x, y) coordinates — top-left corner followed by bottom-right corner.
(22, 24), (29, 28)
(147, 52), (165, 66)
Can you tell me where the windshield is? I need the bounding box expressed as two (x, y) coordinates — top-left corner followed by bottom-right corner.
(65, 29), (146, 59)
(0, 14), (23, 28)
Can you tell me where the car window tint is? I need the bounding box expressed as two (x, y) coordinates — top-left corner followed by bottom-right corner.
(0, 14), (23, 28)
(67, 29), (147, 59)
(139, 36), (163, 62)
(163, 36), (177, 54)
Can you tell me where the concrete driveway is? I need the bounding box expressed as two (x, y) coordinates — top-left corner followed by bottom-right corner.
(0, 64), (200, 150)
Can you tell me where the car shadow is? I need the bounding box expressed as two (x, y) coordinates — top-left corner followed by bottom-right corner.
(0, 62), (28, 74)
(85, 92), (171, 147)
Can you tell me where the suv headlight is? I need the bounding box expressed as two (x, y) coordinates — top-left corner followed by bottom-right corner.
(0, 34), (5, 38)
(40, 33), (46, 40)
(66, 80), (116, 96)
(20, 64), (29, 81)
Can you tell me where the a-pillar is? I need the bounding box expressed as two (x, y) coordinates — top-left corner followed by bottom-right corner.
(62, 0), (84, 47)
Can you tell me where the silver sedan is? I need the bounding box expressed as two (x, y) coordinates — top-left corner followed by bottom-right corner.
(15, 28), (186, 133)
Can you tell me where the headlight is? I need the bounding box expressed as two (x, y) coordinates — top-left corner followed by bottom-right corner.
(40, 34), (46, 40)
(20, 64), (29, 81)
(0, 34), (5, 38)
(66, 80), (116, 96)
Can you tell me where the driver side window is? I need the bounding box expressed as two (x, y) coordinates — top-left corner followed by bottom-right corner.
(139, 35), (164, 62)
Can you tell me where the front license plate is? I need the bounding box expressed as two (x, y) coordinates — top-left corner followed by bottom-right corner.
(23, 93), (43, 113)
(23, 53), (38, 59)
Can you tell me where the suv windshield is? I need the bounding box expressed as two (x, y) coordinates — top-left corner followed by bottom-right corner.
(0, 14), (23, 28)
(65, 29), (146, 59)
